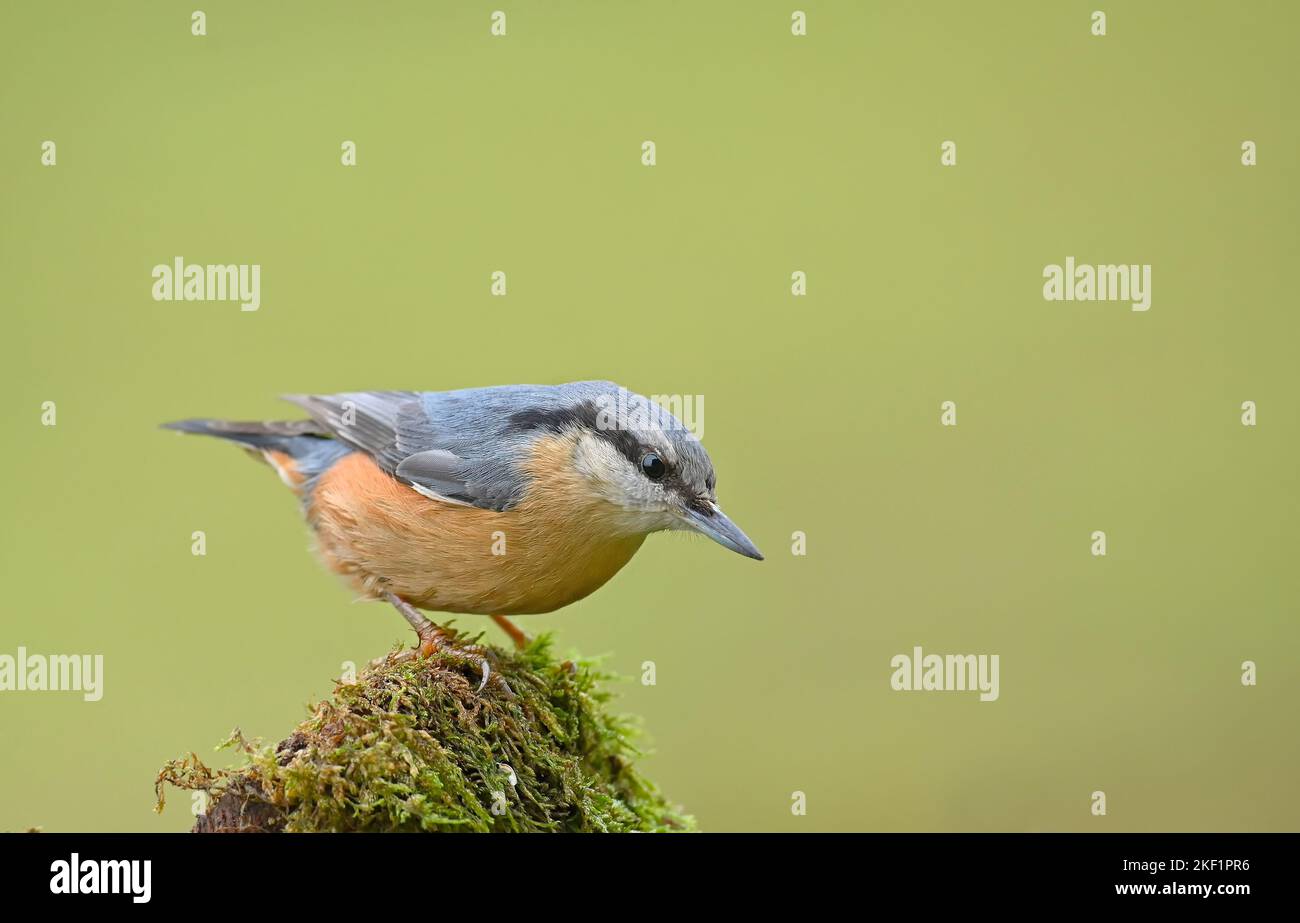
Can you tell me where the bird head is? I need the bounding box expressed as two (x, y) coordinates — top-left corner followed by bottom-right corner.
(530, 386), (763, 560)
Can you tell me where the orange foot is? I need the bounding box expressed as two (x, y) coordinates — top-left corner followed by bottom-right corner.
(386, 592), (451, 657)
(491, 615), (531, 650)
(417, 629), (441, 658)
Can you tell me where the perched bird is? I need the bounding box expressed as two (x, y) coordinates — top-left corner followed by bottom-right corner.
(163, 381), (762, 653)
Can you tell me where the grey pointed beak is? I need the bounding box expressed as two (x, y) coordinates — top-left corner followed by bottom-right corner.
(683, 502), (764, 560)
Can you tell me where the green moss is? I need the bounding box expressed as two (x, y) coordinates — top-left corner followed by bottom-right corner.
(156, 632), (693, 832)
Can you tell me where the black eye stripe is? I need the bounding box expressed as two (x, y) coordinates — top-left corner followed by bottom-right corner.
(505, 401), (697, 487)
(507, 400), (645, 468)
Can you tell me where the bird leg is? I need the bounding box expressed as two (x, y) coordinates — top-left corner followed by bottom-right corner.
(382, 595), (516, 697)
(491, 615), (530, 650)
(385, 593), (450, 658)
(383, 594), (500, 694)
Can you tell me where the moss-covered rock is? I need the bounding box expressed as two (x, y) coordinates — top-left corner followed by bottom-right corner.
(155, 632), (693, 832)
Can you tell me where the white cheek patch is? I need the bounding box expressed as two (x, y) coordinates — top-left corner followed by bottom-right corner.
(574, 432), (665, 512)
(572, 432), (617, 481)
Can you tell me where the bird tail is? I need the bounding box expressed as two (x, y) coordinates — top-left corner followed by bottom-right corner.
(161, 418), (349, 490)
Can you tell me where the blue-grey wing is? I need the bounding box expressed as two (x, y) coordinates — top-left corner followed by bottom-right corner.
(282, 382), (616, 511)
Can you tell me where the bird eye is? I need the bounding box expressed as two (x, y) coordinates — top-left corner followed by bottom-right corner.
(640, 452), (666, 481)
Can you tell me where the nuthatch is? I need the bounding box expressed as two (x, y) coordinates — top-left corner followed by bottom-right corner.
(164, 381), (762, 653)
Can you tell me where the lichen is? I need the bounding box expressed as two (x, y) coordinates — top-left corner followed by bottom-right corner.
(155, 631), (693, 832)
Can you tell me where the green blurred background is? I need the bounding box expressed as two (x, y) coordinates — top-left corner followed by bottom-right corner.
(2, 1), (1297, 832)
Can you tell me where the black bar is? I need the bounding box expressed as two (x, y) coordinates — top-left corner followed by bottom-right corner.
(0, 833), (1285, 907)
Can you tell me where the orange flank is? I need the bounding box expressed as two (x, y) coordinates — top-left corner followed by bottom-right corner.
(305, 435), (646, 617)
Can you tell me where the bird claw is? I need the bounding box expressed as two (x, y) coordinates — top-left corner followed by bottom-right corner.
(410, 632), (497, 697)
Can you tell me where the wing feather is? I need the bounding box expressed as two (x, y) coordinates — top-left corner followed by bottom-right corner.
(281, 389), (527, 510)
